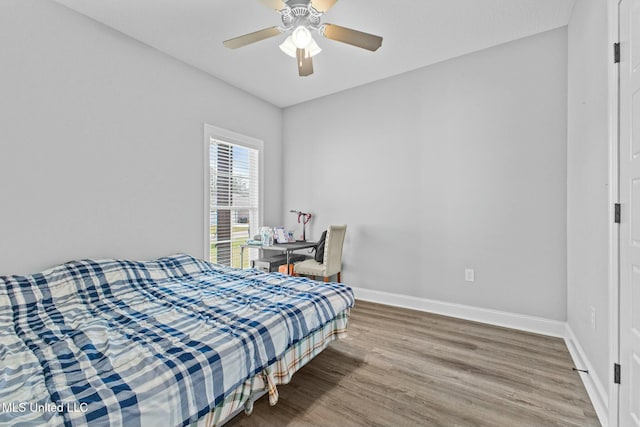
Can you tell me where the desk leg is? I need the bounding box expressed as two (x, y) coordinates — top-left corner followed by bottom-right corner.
(286, 250), (292, 275)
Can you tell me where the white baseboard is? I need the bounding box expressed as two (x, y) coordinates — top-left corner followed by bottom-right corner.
(564, 324), (609, 427)
(351, 286), (566, 337)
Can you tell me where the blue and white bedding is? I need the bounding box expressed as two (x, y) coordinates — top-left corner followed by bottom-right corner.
(0, 254), (355, 426)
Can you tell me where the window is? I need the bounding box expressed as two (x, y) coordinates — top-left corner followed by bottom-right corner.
(204, 125), (262, 268)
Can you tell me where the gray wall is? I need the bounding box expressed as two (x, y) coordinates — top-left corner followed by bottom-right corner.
(283, 28), (568, 320)
(0, 0), (283, 275)
(567, 0), (610, 395)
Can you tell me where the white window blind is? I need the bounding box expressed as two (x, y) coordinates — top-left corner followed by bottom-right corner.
(209, 138), (260, 268)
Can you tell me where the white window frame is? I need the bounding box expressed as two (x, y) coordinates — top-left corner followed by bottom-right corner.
(203, 124), (264, 263)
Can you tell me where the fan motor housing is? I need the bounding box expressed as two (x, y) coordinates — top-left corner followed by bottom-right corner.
(286, 0), (311, 7)
(282, 1), (321, 27)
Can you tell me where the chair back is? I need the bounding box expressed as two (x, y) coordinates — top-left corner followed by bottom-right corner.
(323, 225), (347, 276)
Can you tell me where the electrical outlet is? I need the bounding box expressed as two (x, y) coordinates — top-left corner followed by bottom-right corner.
(465, 268), (475, 282)
(590, 307), (596, 331)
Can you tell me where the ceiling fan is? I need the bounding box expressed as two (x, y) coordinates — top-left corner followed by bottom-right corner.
(223, 0), (383, 77)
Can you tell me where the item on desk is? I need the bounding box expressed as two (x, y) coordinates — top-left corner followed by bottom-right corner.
(287, 231), (295, 243)
(274, 226), (289, 244)
(246, 239), (262, 246)
(260, 227), (274, 246)
(289, 209), (312, 241)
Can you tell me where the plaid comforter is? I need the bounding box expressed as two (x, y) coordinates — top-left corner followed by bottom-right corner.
(0, 254), (354, 426)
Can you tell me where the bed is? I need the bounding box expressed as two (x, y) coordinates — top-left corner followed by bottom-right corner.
(0, 254), (354, 426)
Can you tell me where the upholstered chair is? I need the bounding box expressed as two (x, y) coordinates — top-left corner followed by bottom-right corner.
(293, 225), (347, 282)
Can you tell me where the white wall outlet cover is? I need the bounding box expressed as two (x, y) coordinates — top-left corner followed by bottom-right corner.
(465, 268), (475, 282)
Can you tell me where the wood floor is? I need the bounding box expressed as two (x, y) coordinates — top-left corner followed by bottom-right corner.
(226, 300), (600, 427)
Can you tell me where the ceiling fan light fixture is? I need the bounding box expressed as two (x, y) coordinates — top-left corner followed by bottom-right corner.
(291, 25), (312, 49)
(279, 36), (321, 58)
(223, 0), (383, 77)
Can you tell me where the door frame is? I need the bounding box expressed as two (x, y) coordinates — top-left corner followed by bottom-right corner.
(607, 0), (621, 425)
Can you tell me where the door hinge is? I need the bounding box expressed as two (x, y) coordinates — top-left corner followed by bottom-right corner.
(615, 203), (621, 223)
(614, 363), (621, 384)
(614, 43), (620, 63)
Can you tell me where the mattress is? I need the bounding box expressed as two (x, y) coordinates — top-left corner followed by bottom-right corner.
(0, 254), (354, 426)
(194, 308), (350, 427)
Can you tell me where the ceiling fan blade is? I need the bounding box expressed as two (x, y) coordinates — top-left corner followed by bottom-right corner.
(310, 0), (338, 13)
(322, 24), (383, 51)
(296, 48), (314, 77)
(223, 27), (282, 49)
(257, 0), (288, 11)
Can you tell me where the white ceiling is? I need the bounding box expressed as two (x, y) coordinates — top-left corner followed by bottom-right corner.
(51, 0), (576, 108)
